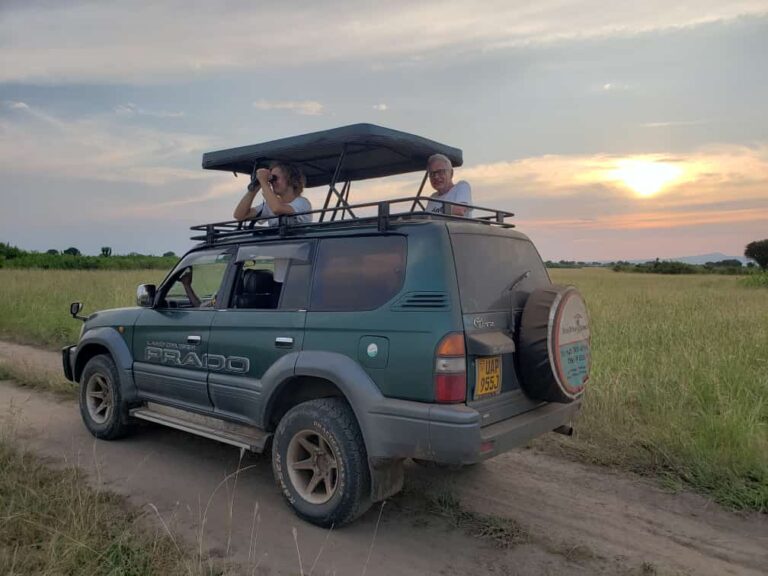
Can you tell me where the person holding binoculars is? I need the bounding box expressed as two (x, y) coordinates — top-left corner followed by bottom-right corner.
(233, 162), (312, 226)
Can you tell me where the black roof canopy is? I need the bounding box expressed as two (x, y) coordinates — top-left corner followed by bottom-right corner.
(201, 123), (463, 189)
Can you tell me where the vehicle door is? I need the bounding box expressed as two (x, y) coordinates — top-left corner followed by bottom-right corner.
(132, 247), (234, 411)
(206, 241), (313, 425)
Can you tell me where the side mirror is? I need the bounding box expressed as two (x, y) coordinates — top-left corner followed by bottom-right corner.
(137, 284), (157, 307)
(69, 301), (87, 321)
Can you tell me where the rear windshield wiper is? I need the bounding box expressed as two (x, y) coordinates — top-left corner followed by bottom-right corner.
(506, 270), (530, 292)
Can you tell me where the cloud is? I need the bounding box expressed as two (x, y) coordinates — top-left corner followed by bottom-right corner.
(253, 99), (325, 116)
(5, 101), (30, 110)
(601, 82), (630, 91)
(640, 120), (710, 128)
(0, 103), (212, 185)
(1, 1), (766, 83)
(372, 103), (388, 111)
(114, 103), (184, 118)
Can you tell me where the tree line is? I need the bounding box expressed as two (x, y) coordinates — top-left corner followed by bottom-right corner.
(0, 243), (178, 270)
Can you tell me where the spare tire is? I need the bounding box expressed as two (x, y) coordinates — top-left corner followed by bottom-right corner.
(518, 285), (591, 403)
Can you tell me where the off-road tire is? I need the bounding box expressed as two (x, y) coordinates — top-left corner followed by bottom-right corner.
(272, 398), (371, 527)
(79, 354), (132, 440)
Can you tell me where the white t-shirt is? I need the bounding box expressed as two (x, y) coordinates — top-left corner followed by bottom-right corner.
(425, 181), (472, 217)
(255, 196), (313, 226)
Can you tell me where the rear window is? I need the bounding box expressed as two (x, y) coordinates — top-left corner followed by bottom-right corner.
(310, 236), (406, 311)
(451, 234), (548, 313)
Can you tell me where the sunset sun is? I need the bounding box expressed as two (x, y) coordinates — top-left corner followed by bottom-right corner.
(611, 159), (683, 197)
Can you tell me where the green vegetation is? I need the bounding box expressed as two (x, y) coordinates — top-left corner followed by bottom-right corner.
(744, 239), (768, 269)
(0, 269), (167, 347)
(0, 242), (177, 270)
(0, 418), (215, 575)
(612, 259), (750, 275)
(549, 269), (768, 511)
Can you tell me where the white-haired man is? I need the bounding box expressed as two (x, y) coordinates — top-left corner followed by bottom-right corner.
(424, 153), (472, 217)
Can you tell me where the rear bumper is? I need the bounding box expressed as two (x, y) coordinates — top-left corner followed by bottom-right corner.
(62, 345), (76, 382)
(365, 397), (581, 465)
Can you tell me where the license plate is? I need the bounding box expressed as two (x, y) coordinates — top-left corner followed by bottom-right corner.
(475, 356), (501, 399)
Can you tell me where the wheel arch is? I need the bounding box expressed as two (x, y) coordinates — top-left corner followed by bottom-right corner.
(74, 327), (138, 401)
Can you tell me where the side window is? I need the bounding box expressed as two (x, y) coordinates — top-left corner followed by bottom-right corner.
(231, 258), (281, 310)
(310, 236), (406, 311)
(230, 242), (313, 310)
(162, 249), (232, 309)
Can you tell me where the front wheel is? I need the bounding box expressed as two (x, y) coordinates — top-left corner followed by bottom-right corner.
(272, 398), (371, 527)
(79, 354), (131, 440)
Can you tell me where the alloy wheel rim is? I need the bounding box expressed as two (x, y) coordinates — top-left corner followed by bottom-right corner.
(85, 373), (113, 425)
(286, 429), (339, 504)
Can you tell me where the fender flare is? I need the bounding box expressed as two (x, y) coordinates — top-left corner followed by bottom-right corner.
(260, 350), (385, 452)
(75, 327), (138, 401)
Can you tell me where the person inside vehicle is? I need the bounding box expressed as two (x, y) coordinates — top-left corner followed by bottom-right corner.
(233, 162), (312, 225)
(178, 267), (213, 308)
(424, 153), (472, 217)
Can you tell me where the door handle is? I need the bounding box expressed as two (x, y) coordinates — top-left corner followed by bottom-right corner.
(187, 335), (202, 344)
(275, 337), (294, 348)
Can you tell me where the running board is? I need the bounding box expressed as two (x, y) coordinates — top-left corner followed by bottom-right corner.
(130, 403), (270, 452)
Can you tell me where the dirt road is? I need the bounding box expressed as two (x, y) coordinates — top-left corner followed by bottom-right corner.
(1, 340), (765, 576)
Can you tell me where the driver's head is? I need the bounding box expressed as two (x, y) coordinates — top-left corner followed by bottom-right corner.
(427, 154), (455, 194)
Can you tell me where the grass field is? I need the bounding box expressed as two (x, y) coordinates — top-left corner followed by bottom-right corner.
(0, 268), (766, 511)
(549, 269), (767, 511)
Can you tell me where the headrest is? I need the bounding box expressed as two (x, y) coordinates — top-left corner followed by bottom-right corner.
(242, 269), (274, 294)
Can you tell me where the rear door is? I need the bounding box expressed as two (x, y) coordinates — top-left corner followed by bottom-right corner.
(206, 241), (313, 425)
(132, 248), (233, 411)
(449, 229), (550, 424)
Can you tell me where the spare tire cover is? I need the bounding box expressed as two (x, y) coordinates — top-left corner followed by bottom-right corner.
(518, 285), (591, 403)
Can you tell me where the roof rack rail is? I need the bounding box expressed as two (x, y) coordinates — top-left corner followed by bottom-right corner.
(190, 197), (514, 245)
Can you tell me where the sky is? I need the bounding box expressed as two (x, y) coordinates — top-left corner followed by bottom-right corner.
(1, 1), (767, 261)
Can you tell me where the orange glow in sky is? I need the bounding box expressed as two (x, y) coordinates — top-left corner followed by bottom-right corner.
(608, 159), (684, 197)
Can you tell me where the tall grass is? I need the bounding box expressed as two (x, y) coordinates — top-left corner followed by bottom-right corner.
(0, 415), (212, 575)
(0, 269), (167, 347)
(550, 269), (768, 511)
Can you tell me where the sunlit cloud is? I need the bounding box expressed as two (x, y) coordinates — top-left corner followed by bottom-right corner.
(1, 1), (765, 82)
(253, 99), (325, 116)
(641, 119), (710, 128)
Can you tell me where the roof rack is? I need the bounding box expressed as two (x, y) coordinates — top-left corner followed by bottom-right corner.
(190, 197), (514, 246)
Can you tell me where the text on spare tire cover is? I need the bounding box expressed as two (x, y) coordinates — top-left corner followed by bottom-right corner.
(553, 292), (590, 394)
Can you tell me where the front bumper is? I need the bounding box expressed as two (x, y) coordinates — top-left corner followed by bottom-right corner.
(365, 397), (581, 465)
(62, 345), (76, 382)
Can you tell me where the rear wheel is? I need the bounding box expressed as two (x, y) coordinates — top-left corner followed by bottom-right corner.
(79, 354), (132, 440)
(272, 398), (371, 527)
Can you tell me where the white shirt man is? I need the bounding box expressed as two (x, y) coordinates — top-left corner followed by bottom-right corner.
(423, 154), (472, 217)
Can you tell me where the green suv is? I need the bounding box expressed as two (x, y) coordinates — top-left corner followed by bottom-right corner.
(63, 124), (591, 526)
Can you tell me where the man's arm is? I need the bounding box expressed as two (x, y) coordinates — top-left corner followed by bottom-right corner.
(449, 181), (472, 216)
(233, 181), (262, 221)
(179, 270), (201, 307)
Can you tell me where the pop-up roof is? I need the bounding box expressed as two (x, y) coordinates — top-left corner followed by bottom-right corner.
(201, 123), (463, 189)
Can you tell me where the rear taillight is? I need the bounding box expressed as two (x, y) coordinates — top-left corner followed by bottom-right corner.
(434, 332), (466, 403)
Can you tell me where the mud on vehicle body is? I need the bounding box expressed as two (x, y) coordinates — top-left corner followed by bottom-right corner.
(63, 124), (591, 526)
